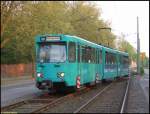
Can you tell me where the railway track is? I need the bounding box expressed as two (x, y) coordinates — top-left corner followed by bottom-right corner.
(1, 92), (67, 113)
(73, 77), (130, 113)
(1, 77), (130, 113)
(1, 86), (93, 113)
(120, 77), (130, 113)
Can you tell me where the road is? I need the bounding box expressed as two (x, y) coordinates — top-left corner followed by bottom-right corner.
(1, 82), (44, 107)
(139, 68), (149, 104)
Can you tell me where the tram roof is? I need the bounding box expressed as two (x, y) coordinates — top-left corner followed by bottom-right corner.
(66, 35), (102, 48)
(36, 34), (128, 56)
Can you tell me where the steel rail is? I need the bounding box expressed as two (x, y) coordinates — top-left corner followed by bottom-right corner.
(33, 87), (93, 113)
(120, 76), (130, 113)
(32, 94), (71, 113)
(1, 86), (91, 113)
(1, 100), (26, 111)
(1, 95), (66, 113)
(73, 83), (113, 113)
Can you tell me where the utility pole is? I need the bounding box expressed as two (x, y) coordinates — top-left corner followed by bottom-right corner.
(137, 16), (140, 75)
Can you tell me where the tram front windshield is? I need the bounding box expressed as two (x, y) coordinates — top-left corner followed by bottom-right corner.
(38, 42), (66, 63)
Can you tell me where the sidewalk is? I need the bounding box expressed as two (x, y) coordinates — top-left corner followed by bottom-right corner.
(138, 70), (149, 104)
(1, 75), (35, 88)
(125, 74), (149, 113)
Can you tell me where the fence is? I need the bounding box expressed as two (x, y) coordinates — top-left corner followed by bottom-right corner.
(1, 63), (35, 77)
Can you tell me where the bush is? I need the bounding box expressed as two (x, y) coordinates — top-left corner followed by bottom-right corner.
(140, 67), (144, 75)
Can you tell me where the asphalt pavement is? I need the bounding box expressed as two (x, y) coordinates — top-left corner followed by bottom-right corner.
(1, 79), (43, 107)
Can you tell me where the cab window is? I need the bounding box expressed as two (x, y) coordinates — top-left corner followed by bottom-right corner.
(68, 42), (76, 62)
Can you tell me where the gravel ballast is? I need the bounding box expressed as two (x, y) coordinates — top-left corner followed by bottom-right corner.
(44, 82), (111, 113)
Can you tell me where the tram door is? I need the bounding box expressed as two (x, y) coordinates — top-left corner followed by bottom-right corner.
(77, 44), (86, 85)
(96, 49), (100, 80)
(77, 44), (83, 84)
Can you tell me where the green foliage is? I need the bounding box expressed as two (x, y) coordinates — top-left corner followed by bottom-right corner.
(117, 35), (137, 63)
(140, 67), (144, 75)
(142, 57), (149, 68)
(1, 1), (116, 64)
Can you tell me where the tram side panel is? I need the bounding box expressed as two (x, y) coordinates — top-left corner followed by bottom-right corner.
(103, 48), (118, 80)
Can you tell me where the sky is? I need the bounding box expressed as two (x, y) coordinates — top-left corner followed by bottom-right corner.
(92, 1), (149, 57)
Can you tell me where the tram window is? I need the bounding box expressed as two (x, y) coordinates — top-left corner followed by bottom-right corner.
(122, 56), (125, 64)
(114, 55), (116, 64)
(94, 48), (96, 63)
(78, 45), (80, 62)
(96, 49), (99, 64)
(108, 53), (111, 64)
(121, 56), (123, 64)
(97, 49), (100, 64)
(81, 46), (96, 63)
(124, 57), (127, 64)
(119, 55), (121, 63)
(81, 46), (86, 63)
(123, 56), (129, 64)
(121, 55), (127, 64)
(123, 57), (125, 64)
(85, 46), (91, 63)
(126, 57), (129, 64)
(110, 53), (112, 64)
(68, 42), (76, 62)
(100, 50), (102, 63)
(111, 53), (113, 64)
(95, 49), (97, 64)
(105, 53), (106, 64)
(105, 52), (116, 64)
(85, 47), (88, 63)
(82, 46), (91, 63)
(120, 56), (122, 63)
(91, 48), (96, 63)
(110, 53), (116, 64)
(105, 52), (108, 64)
(109, 53), (112, 64)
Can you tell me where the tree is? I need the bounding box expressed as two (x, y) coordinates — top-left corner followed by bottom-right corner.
(1, 1), (27, 48)
(67, 1), (116, 48)
(1, 1), (117, 64)
(117, 34), (137, 63)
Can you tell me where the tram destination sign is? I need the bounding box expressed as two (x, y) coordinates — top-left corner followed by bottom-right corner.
(46, 36), (61, 41)
(40, 36), (61, 41)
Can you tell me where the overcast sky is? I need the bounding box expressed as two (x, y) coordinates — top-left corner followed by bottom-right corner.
(92, 1), (149, 57)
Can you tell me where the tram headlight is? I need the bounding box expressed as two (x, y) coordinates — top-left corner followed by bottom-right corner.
(37, 73), (43, 78)
(37, 73), (41, 77)
(57, 72), (65, 78)
(60, 72), (65, 77)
